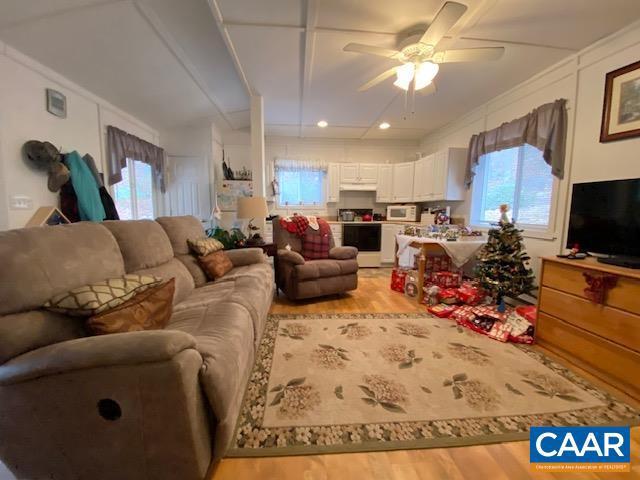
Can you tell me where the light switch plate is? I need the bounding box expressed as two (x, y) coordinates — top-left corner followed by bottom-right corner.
(9, 195), (33, 210)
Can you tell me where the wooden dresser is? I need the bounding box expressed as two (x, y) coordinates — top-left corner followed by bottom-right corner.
(537, 256), (640, 400)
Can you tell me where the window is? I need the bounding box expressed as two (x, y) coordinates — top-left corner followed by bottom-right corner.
(276, 163), (326, 208)
(113, 159), (155, 220)
(471, 144), (555, 231)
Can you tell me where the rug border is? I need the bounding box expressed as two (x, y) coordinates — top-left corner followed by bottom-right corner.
(227, 312), (640, 458)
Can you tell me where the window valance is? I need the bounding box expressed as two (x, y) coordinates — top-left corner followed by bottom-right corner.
(274, 158), (328, 173)
(465, 98), (568, 187)
(106, 125), (167, 192)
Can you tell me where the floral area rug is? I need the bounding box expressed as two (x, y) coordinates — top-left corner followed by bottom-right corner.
(228, 313), (638, 456)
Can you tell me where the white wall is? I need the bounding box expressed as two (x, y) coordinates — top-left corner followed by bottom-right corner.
(418, 21), (640, 279)
(0, 41), (158, 230)
(219, 131), (421, 218)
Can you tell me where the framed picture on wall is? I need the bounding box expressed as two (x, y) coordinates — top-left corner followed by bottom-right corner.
(600, 59), (640, 142)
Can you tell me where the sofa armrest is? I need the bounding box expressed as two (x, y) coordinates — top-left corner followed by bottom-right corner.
(225, 248), (267, 267)
(329, 246), (358, 260)
(277, 249), (305, 265)
(0, 330), (197, 385)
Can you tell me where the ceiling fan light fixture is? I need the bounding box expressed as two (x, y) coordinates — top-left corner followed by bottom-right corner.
(379, 122), (391, 130)
(414, 61), (439, 90)
(393, 63), (415, 90)
(317, 120), (328, 128)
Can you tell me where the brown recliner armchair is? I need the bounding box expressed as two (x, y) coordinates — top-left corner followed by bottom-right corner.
(273, 216), (358, 300)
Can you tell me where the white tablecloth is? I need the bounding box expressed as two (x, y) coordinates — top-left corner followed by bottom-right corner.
(396, 234), (485, 268)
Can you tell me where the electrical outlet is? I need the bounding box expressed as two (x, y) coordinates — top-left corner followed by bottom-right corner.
(9, 195), (33, 210)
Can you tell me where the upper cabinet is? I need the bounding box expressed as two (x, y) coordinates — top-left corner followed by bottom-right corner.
(340, 163), (378, 185)
(376, 164), (393, 202)
(327, 163), (340, 203)
(413, 147), (466, 202)
(391, 162), (415, 203)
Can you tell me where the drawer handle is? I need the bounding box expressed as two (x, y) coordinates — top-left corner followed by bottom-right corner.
(582, 272), (617, 304)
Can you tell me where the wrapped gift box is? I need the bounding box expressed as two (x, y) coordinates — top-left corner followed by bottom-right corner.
(390, 268), (408, 293)
(432, 271), (462, 288)
(439, 288), (459, 305)
(456, 282), (484, 305)
(428, 303), (459, 318)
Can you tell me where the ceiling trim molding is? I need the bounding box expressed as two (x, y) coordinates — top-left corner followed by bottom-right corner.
(219, 22), (581, 52)
(133, 0), (235, 131)
(207, 0), (255, 97)
(299, 0), (319, 137)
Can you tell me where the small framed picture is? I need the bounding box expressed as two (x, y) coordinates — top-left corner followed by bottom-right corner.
(46, 88), (67, 118)
(600, 59), (640, 142)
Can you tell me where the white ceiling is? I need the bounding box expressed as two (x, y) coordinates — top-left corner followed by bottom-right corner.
(1, 1), (640, 139)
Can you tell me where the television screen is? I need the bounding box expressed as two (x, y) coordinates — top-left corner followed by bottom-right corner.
(567, 178), (640, 258)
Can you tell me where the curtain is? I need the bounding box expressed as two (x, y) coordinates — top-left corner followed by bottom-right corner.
(465, 98), (568, 187)
(106, 125), (167, 192)
(274, 158), (328, 173)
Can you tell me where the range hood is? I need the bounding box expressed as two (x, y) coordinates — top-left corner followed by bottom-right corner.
(340, 183), (377, 191)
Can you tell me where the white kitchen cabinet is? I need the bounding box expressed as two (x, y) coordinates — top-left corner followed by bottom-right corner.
(327, 163), (340, 203)
(339, 163), (378, 185)
(358, 163), (379, 184)
(263, 222), (273, 243)
(376, 164), (393, 202)
(339, 164), (359, 184)
(391, 162), (415, 203)
(412, 148), (466, 201)
(381, 223), (403, 264)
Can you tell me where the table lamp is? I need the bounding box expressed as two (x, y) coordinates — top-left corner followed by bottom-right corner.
(237, 196), (269, 245)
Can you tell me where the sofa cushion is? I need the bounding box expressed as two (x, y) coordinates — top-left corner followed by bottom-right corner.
(187, 237), (224, 257)
(0, 310), (87, 364)
(295, 258), (359, 281)
(198, 251), (233, 280)
(0, 222), (125, 316)
(87, 279), (175, 335)
(103, 220), (173, 271)
(177, 254), (208, 287)
(168, 301), (255, 454)
(156, 216), (206, 255)
(44, 274), (160, 316)
(134, 258), (195, 305)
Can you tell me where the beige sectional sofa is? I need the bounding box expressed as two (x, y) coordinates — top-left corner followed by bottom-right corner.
(0, 216), (274, 480)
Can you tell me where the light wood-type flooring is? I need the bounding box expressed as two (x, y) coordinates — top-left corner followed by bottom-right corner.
(211, 270), (640, 480)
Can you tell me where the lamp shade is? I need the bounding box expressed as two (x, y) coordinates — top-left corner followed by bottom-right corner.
(236, 196), (268, 219)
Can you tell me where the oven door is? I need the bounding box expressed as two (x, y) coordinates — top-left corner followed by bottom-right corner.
(342, 224), (381, 252)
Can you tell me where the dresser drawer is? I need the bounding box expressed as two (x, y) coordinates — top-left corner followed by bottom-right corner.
(537, 312), (640, 398)
(542, 261), (640, 315)
(539, 287), (640, 352)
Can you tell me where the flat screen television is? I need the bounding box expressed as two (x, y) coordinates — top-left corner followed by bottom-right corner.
(567, 178), (640, 268)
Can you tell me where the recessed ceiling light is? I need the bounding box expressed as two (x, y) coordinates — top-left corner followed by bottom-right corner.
(379, 122), (391, 130)
(317, 120), (328, 128)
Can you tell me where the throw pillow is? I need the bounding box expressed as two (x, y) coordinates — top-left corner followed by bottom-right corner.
(198, 250), (233, 280)
(86, 279), (175, 335)
(301, 233), (331, 260)
(44, 274), (160, 316)
(187, 237), (224, 256)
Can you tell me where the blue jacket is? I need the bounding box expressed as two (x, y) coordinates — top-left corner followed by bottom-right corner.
(65, 151), (106, 222)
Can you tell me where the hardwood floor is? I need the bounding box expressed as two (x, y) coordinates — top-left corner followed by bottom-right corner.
(212, 269), (640, 480)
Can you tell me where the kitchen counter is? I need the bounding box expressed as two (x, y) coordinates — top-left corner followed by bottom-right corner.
(326, 220), (429, 225)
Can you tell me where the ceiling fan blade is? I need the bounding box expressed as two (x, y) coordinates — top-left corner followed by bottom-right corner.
(344, 43), (402, 59)
(358, 67), (398, 92)
(419, 1), (468, 48)
(432, 47), (505, 63)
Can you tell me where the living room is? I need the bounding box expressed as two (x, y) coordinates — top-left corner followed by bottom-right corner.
(1, 1), (640, 479)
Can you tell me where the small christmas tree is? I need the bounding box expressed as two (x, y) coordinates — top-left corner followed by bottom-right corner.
(475, 206), (535, 309)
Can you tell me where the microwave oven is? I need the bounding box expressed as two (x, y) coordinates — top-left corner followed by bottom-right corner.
(386, 204), (419, 222)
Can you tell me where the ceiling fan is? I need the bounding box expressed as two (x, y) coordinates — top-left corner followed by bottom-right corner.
(343, 1), (505, 110)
